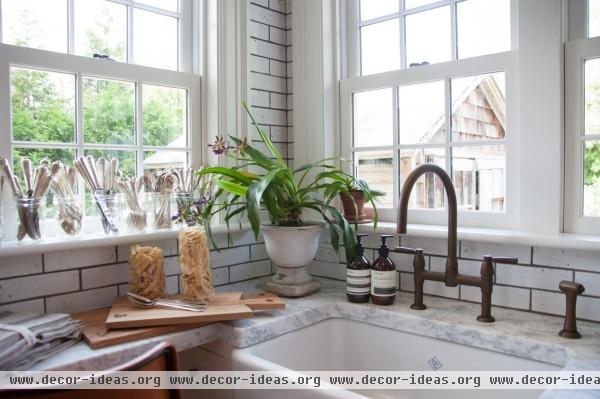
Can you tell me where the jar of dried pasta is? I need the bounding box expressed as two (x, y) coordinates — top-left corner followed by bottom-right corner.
(179, 226), (213, 302)
(128, 246), (166, 299)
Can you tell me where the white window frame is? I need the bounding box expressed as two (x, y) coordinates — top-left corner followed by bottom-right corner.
(0, 0), (201, 177)
(341, 0), (518, 229)
(565, 0), (600, 234)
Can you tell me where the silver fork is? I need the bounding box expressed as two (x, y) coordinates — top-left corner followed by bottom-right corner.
(126, 292), (208, 312)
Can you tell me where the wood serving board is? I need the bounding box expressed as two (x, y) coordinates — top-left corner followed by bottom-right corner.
(105, 291), (284, 330)
(74, 292), (285, 348)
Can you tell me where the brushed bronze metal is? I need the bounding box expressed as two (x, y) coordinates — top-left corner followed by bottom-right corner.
(396, 164), (518, 322)
(558, 280), (585, 339)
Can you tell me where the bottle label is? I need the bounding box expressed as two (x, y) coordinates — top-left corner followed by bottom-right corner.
(371, 270), (396, 297)
(347, 269), (371, 295)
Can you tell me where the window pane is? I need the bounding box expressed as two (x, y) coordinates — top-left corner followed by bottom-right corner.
(452, 145), (505, 212)
(136, 0), (178, 12)
(400, 148), (446, 209)
(585, 58), (600, 135)
(2, 0), (67, 52)
(399, 80), (445, 145)
(353, 88), (393, 147)
(451, 72), (506, 142)
(457, 0), (510, 59)
(590, 0), (600, 37)
(84, 149), (137, 177)
(11, 67), (75, 143)
(74, 0), (127, 62)
(404, 0), (437, 9)
(360, 19), (400, 75)
(584, 140), (600, 217)
(83, 77), (135, 145)
(405, 6), (451, 67)
(133, 9), (178, 70)
(355, 151), (394, 208)
(142, 85), (187, 147)
(360, 0), (398, 21)
(144, 150), (188, 172)
(12, 148), (76, 174)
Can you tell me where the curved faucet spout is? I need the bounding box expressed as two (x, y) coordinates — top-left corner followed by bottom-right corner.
(396, 164), (458, 285)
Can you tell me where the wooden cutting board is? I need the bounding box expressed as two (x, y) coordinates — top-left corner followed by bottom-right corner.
(75, 292), (285, 348)
(106, 291), (284, 330)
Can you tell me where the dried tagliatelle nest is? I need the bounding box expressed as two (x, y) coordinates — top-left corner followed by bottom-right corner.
(128, 246), (165, 300)
(179, 226), (213, 302)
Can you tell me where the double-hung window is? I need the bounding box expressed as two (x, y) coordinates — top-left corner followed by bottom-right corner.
(340, 0), (516, 228)
(0, 0), (200, 216)
(565, 0), (600, 234)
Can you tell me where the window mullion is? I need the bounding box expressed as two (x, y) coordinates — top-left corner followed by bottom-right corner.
(127, 3), (134, 64)
(68, 0), (75, 54)
(135, 82), (143, 177)
(450, 0), (458, 60)
(399, 0), (406, 70)
(75, 71), (85, 206)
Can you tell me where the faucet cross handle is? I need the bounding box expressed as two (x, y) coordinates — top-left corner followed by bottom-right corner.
(477, 255), (518, 323)
(558, 281), (585, 339)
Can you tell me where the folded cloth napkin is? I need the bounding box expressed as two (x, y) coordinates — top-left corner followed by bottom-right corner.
(0, 312), (82, 370)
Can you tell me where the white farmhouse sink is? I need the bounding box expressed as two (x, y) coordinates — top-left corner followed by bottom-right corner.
(231, 318), (561, 399)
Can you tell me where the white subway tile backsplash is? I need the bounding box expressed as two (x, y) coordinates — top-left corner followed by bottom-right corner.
(461, 241), (531, 264)
(533, 247), (600, 272)
(0, 299), (44, 314)
(46, 286), (118, 314)
(117, 239), (178, 262)
(251, 21), (269, 40)
(400, 272), (415, 292)
(81, 263), (128, 289)
(389, 252), (416, 272)
(166, 275), (179, 295)
(0, 271), (79, 303)
(211, 246), (250, 269)
(250, 39), (287, 61)
(496, 264), (571, 291)
(250, 4), (286, 29)
(309, 261), (346, 281)
(251, 89), (270, 107)
(461, 284), (530, 310)
(531, 290), (564, 316)
(0, 254), (42, 278)
(269, 26), (287, 45)
(269, 0), (286, 13)
(401, 236), (452, 257)
(45, 247), (115, 272)
(270, 92), (287, 109)
(212, 267), (230, 286)
(315, 245), (340, 263)
(164, 256), (180, 276)
(230, 260), (271, 282)
(250, 244), (269, 261)
(574, 271), (600, 297)
(577, 295), (600, 322)
(424, 280), (459, 299)
(250, 0), (269, 8)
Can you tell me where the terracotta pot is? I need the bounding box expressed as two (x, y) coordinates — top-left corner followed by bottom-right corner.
(340, 190), (368, 222)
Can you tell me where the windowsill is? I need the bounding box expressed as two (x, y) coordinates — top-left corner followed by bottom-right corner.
(0, 224), (243, 258)
(357, 222), (600, 251)
(1, 220), (598, 259)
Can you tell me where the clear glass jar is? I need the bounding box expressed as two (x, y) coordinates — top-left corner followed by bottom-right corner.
(93, 191), (119, 234)
(118, 193), (147, 233)
(172, 191), (195, 225)
(152, 192), (172, 229)
(15, 197), (46, 241)
(52, 195), (83, 236)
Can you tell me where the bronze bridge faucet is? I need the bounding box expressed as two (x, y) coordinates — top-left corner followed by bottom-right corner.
(395, 164), (518, 323)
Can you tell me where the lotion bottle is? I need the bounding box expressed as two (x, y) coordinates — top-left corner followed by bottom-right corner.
(347, 233), (371, 303)
(371, 234), (396, 305)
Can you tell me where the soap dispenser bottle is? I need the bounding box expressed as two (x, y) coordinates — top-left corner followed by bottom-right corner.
(371, 234), (396, 305)
(347, 233), (371, 303)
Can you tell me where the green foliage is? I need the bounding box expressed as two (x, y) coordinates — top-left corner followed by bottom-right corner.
(585, 142), (600, 186)
(199, 103), (383, 263)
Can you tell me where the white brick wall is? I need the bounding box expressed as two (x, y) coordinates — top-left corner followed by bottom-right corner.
(249, 0), (293, 165)
(0, 231), (272, 314)
(313, 232), (600, 323)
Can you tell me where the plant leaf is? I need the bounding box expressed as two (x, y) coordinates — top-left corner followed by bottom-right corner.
(215, 179), (248, 196)
(246, 168), (283, 238)
(242, 101), (286, 167)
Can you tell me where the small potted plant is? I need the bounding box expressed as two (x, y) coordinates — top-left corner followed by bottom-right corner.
(338, 176), (385, 224)
(199, 103), (381, 297)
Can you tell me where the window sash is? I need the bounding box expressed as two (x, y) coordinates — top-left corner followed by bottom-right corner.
(0, 42), (201, 177)
(0, 0), (192, 72)
(340, 51), (518, 228)
(565, 35), (600, 234)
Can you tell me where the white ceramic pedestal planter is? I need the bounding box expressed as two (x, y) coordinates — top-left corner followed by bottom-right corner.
(262, 222), (325, 297)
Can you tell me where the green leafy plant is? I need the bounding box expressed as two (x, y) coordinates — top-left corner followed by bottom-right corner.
(199, 102), (382, 262)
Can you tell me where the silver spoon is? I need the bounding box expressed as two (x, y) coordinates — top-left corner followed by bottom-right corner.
(126, 292), (208, 312)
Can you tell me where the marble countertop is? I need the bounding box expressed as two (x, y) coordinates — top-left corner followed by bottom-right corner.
(32, 277), (600, 397)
